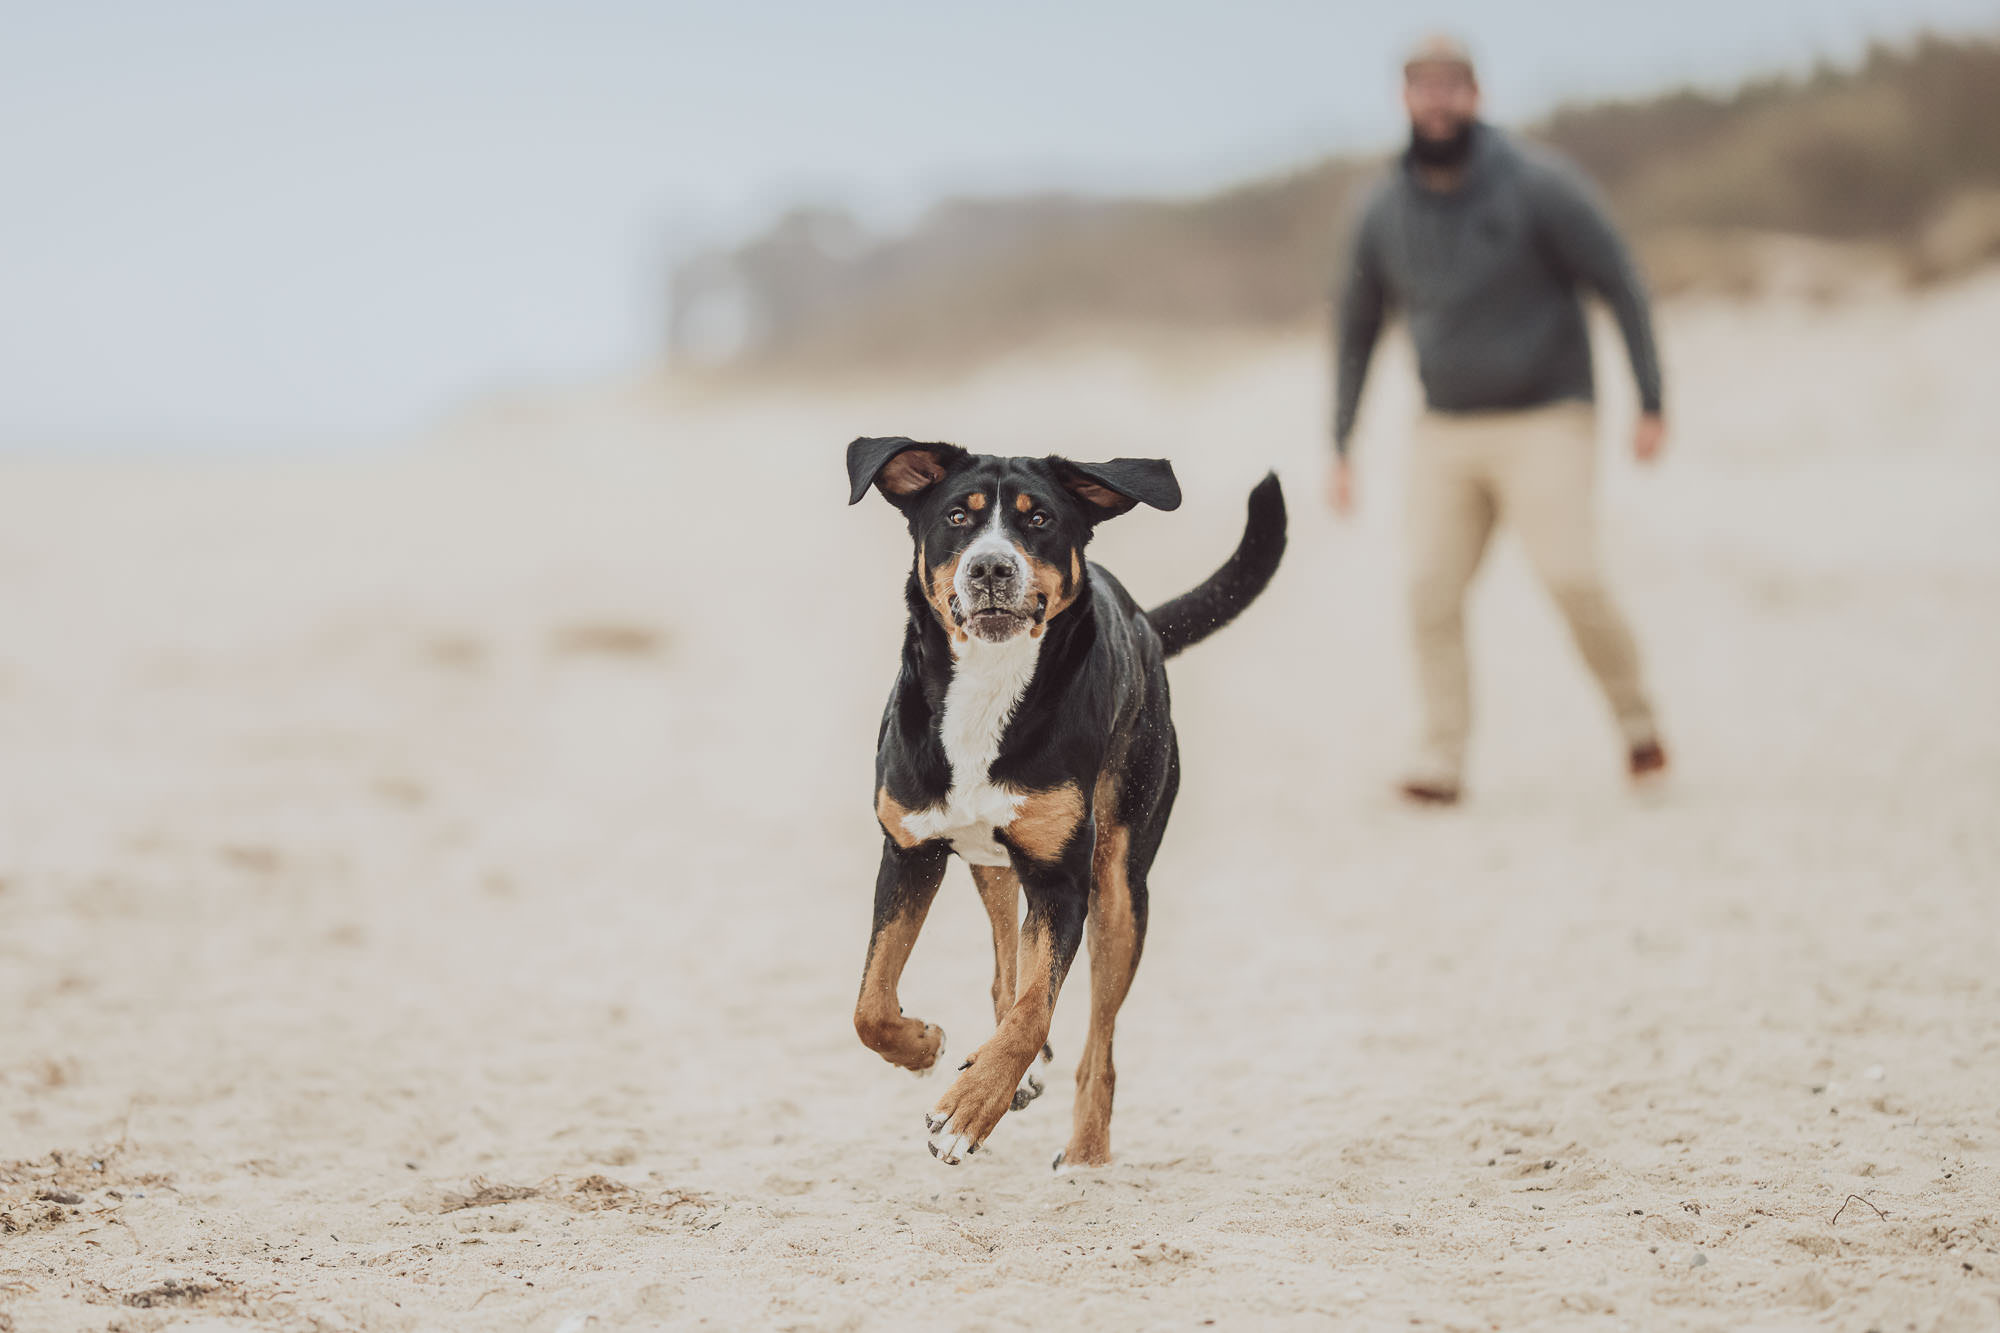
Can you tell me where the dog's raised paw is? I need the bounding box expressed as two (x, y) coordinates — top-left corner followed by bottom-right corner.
(912, 1026), (945, 1078)
(1011, 1043), (1055, 1111)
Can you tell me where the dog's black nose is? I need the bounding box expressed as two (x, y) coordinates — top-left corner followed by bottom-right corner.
(965, 552), (1018, 590)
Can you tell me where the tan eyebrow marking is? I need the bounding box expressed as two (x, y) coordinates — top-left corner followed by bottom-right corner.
(965, 492), (986, 510)
(1015, 492), (1034, 513)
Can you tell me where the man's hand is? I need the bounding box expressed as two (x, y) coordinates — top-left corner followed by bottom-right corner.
(1326, 458), (1355, 515)
(1634, 412), (1666, 464)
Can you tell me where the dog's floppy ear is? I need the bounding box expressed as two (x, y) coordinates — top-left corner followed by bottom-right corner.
(1050, 456), (1182, 518)
(846, 437), (968, 506)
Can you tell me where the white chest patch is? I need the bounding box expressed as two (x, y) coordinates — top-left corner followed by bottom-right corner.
(900, 630), (1043, 865)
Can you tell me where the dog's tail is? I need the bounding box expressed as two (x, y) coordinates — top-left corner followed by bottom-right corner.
(1146, 472), (1287, 659)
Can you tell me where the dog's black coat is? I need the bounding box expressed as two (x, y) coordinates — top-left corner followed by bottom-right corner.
(845, 436), (1285, 1164)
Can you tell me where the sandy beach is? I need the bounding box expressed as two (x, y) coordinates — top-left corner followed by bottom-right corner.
(3, 276), (1998, 1331)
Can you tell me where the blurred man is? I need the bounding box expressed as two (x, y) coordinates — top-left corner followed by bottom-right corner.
(1330, 33), (1668, 804)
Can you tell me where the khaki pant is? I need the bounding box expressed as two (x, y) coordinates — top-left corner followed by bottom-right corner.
(1406, 401), (1657, 781)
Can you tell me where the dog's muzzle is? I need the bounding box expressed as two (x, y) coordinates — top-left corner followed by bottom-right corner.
(953, 541), (1039, 641)
(963, 549), (1020, 602)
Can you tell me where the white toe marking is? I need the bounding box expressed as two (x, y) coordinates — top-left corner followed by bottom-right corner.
(1012, 1044), (1053, 1105)
(927, 1115), (976, 1165)
(1050, 1142), (1108, 1175)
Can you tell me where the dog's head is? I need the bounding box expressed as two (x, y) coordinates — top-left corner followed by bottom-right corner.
(847, 437), (1181, 645)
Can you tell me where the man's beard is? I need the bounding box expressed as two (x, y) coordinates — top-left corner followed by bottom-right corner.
(1409, 121), (1475, 168)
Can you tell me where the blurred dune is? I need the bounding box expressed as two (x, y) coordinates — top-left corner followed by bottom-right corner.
(668, 33), (2000, 376)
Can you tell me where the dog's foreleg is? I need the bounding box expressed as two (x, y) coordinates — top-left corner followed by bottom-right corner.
(969, 865), (1020, 1027)
(926, 840), (1088, 1162)
(971, 864), (1053, 1111)
(853, 839), (950, 1074)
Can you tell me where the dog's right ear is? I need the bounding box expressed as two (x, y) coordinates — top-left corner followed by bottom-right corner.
(846, 437), (968, 506)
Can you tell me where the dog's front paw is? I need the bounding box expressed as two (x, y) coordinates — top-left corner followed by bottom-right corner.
(1010, 1043), (1054, 1110)
(924, 1043), (1036, 1165)
(1052, 1131), (1113, 1173)
(858, 1011), (945, 1075)
(925, 1107), (979, 1165)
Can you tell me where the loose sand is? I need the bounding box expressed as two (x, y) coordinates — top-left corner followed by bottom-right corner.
(3, 277), (1998, 1330)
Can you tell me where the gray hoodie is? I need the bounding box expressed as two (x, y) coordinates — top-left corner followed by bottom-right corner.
(1332, 123), (1663, 455)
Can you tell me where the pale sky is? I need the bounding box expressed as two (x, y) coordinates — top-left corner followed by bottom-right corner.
(3, 0), (1995, 448)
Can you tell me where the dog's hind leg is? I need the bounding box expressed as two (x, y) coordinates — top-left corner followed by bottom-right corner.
(1057, 754), (1173, 1171)
(853, 839), (950, 1074)
(1055, 818), (1147, 1170)
(971, 864), (1053, 1110)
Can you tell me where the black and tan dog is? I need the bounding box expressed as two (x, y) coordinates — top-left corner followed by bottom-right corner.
(846, 437), (1285, 1169)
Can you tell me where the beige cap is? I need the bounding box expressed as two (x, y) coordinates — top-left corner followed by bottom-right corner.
(1404, 32), (1476, 76)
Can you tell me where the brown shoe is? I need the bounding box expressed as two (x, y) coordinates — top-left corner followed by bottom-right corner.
(1628, 740), (1668, 781)
(1399, 779), (1461, 806)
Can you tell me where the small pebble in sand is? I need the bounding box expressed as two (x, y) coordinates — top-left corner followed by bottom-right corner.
(1865, 1065), (1885, 1081)
(1689, 1251), (1709, 1268)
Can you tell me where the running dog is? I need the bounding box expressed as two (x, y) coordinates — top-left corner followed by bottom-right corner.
(846, 437), (1285, 1169)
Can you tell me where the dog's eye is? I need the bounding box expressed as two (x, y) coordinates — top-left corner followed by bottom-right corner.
(946, 508), (970, 527)
(1026, 510), (1051, 529)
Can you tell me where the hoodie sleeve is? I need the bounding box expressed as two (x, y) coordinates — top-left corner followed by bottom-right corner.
(1525, 155), (1664, 415)
(1331, 191), (1390, 456)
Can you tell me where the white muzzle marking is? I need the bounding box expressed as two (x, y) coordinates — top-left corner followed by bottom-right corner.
(952, 519), (1030, 614)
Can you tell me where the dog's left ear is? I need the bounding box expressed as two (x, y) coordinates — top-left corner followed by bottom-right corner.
(847, 436), (968, 506)
(1051, 457), (1182, 518)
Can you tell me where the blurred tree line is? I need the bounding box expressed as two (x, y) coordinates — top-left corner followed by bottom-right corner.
(668, 34), (2000, 374)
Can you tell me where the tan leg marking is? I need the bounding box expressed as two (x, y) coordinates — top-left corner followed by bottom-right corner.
(928, 919), (1065, 1158)
(854, 901), (945, 1073)
(1004, 781), (1084, 863)
(970, 865), (1020, 1026)
(975, 863), (1055, 1112)
(1066, 814), (1136, 1167)
(875, 787), (925, 849)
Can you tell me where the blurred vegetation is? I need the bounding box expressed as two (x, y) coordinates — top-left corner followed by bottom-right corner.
(668, 33), (2000, 374)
